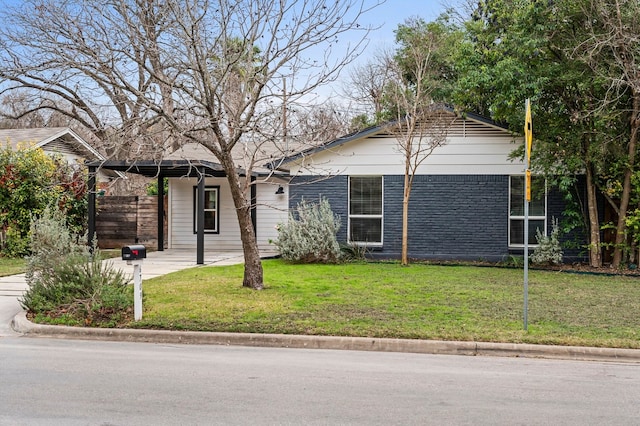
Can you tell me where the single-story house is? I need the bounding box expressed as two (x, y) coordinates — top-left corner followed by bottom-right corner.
(275, 109), (586, 262)
(87, 109), (587, 264)
(0, 127), (120, 184)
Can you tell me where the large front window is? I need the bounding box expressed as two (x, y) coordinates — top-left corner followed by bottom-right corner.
(349, 176), (383, 245)
(509, 176), (546, 246)
(193, 186), (219, 234)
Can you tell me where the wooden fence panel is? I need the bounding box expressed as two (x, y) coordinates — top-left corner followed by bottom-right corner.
(95, 195), (167, 249)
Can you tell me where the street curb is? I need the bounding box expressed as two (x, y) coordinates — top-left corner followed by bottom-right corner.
(11, 312), (640, 363)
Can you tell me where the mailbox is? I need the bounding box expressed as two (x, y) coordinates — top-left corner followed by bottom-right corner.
(121, 244), (146, 261)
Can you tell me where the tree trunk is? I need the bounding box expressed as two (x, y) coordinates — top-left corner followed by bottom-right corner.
(401, 153), (412, 266)
(401, 173), (410, 266)
(612, 93), (640, 268)
(221, 155), (264, 290)
(585, 163), (602, 267)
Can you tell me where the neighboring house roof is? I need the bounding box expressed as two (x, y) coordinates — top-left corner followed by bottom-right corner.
(272, 108), (513, 170)
(0, 127), (123, 179)
(0, 127), (103, 160)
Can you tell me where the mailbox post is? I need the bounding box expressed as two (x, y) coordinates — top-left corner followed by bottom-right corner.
(122, 245), (146, 321)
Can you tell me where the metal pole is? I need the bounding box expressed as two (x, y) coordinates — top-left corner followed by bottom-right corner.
(523, 98), (531, 331)
(157, 174), (165, 251)
(524, 191), (529, 331)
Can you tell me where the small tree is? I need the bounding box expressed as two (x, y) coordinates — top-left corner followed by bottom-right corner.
(275, 198), (341, 263)
(385, 18), (455, 265)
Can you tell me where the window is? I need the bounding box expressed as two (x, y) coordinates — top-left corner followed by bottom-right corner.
(349, 176), (383, 245)
(509, 176), (546, 246)
(193, 186), (219, 234)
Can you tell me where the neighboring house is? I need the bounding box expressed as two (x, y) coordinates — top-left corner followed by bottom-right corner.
(0, 127), (119, 185)
(276, 110), (586, 262)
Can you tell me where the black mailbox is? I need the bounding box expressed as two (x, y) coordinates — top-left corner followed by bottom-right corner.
(122, 244), (146, 261)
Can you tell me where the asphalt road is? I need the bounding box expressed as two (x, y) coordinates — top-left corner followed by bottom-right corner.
(1, 336), (638, 425)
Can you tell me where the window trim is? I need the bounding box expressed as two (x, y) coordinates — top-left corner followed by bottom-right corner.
(508, 175), (547, 248)
(348, 175), (384, 246)
(193, 185), (220, 234)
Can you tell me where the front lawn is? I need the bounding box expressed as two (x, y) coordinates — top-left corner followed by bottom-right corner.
(0, 257), (26, 276)
(132, 259), (640, 349)
(0, 250), (120, 277)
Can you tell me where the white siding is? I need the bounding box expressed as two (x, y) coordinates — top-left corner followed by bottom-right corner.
(289, 118), (525, 176)
(256, 178), (289, 253)
(167, 176), (288, 253)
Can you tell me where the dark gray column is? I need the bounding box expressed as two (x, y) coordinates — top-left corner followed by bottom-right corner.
(196, 168), (205, 265)
(250, 175), (257, 236)
(157, 174), (165, 251)
(87, 166), (97, 253)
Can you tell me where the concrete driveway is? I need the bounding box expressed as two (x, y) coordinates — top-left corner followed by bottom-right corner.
(107, 249), (249, 279)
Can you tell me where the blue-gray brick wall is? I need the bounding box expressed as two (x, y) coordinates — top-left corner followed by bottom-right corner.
(288, 174), (588, 262)
(288, 175), (350, 242)
(383, 175), (509, 261)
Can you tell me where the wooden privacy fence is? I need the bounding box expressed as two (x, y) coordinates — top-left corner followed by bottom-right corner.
(95, 195), (167, 249)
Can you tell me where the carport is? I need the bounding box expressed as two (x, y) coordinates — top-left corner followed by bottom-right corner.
(86, 160), (257, 265)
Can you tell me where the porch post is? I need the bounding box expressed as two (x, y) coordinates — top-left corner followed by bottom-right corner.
(87, 165), (97, 253)
(196, 167), (205, 264)
(250, 175), (257, 236)
(157, 174), (165, 251)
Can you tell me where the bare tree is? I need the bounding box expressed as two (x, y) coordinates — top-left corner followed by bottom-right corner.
(342, 49), (393, 124)
(385, 18), (453, 266)
(290, 102), (351, 145)
(0, 0), (177, 161)
(0, 92), (47, 129)
(0, 0), (383, 289)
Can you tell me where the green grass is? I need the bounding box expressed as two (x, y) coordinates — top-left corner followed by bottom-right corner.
(0, 249), (120, 278)
(0, 257), (26, 276)
(131, 260), (640, 349)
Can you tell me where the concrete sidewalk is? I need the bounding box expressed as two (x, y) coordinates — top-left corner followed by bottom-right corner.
(0, 273), (28, 337)
(3, 251), (640, 363)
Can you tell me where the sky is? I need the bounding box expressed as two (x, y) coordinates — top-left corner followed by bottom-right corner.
(363, 0), (449, 47)
(0, 0), (453, 112)
(314, 0), (451, 105)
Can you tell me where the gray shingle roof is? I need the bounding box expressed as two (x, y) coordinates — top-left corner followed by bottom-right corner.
(0, 127), (70, 149)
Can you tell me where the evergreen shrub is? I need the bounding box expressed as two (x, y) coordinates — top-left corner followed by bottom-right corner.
(275, 197), (342, 263)
(531, 218), (563, 265)
(21, 207), (132, 326)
